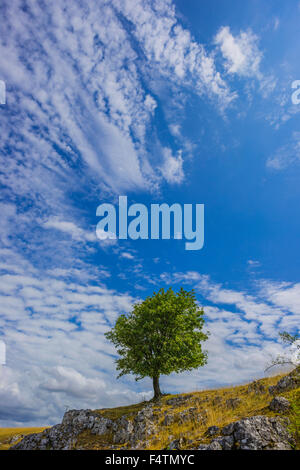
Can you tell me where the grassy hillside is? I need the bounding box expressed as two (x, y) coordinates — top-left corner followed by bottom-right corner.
(67, 371), (300, 450)
(1, 371), (299, 450)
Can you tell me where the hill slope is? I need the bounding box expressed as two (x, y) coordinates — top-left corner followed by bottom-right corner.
(5, 367), (300, 450)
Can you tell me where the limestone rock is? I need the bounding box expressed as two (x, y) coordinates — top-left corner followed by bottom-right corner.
(11, 410), (114, 450)
(166, 394), (193, 406)
(269, 367), (300, 395)
(269, 396), (291, 413)
(11, 405), (156, 450)
(198, 416), (294, 450)
(112, 417), (134, 444)
(207, 440), (223, 450)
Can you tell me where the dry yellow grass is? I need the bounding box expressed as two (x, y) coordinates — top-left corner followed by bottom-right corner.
(144, 373), (296, 449)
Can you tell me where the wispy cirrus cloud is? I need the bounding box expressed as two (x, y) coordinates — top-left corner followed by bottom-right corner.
(0, 0), (242, 272)
(267, 132), (300, 169)
(0, 0), (236, 215)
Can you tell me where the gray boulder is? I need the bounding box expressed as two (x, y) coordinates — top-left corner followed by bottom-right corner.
(206, 440), (223, 450)
(269, 397), (291, 413)
(112, 416), (134, 444)
(130, 406), (156, 446)
(199, 416), (294, 450)
(269, 367), (300, 395)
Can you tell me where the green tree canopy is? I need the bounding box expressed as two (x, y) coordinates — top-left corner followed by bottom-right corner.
(105, 287), (209, 399)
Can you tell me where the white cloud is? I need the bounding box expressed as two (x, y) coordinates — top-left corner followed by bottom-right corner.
(43, 217), (95, 243)
(169, 124), (181, 137)
(215, 26), (262, 78)
(160, 148), (184, 184)
(247, 259), (261, 268)
(120, 252), (135, 260)
(260, 280), (300, 316)
(160, 271), (204, 284)
(273, 18), (280, 31)
(41, 366), (106, 399)
(114, 0), (235, 107)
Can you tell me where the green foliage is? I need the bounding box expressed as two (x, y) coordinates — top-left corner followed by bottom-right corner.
(105, 288), (208, 385)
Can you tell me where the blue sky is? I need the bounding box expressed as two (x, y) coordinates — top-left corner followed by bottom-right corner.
(0, 0), (299, 426)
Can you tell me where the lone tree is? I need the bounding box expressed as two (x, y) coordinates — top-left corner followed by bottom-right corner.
(105, 287), (209, 399)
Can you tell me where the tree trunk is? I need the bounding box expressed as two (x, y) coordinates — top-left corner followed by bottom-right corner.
(153, 375), (161, 400)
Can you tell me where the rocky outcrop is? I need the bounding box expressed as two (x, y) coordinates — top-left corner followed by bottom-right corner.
(198, 416), (294, 450)
(165, 394), (193, 406)
(269, 367), (300, 395)
(11, 410), (108, 450)
(11, 405), (157, 450)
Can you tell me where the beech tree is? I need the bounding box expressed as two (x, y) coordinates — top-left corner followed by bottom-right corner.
(105, 288), (209, 399)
